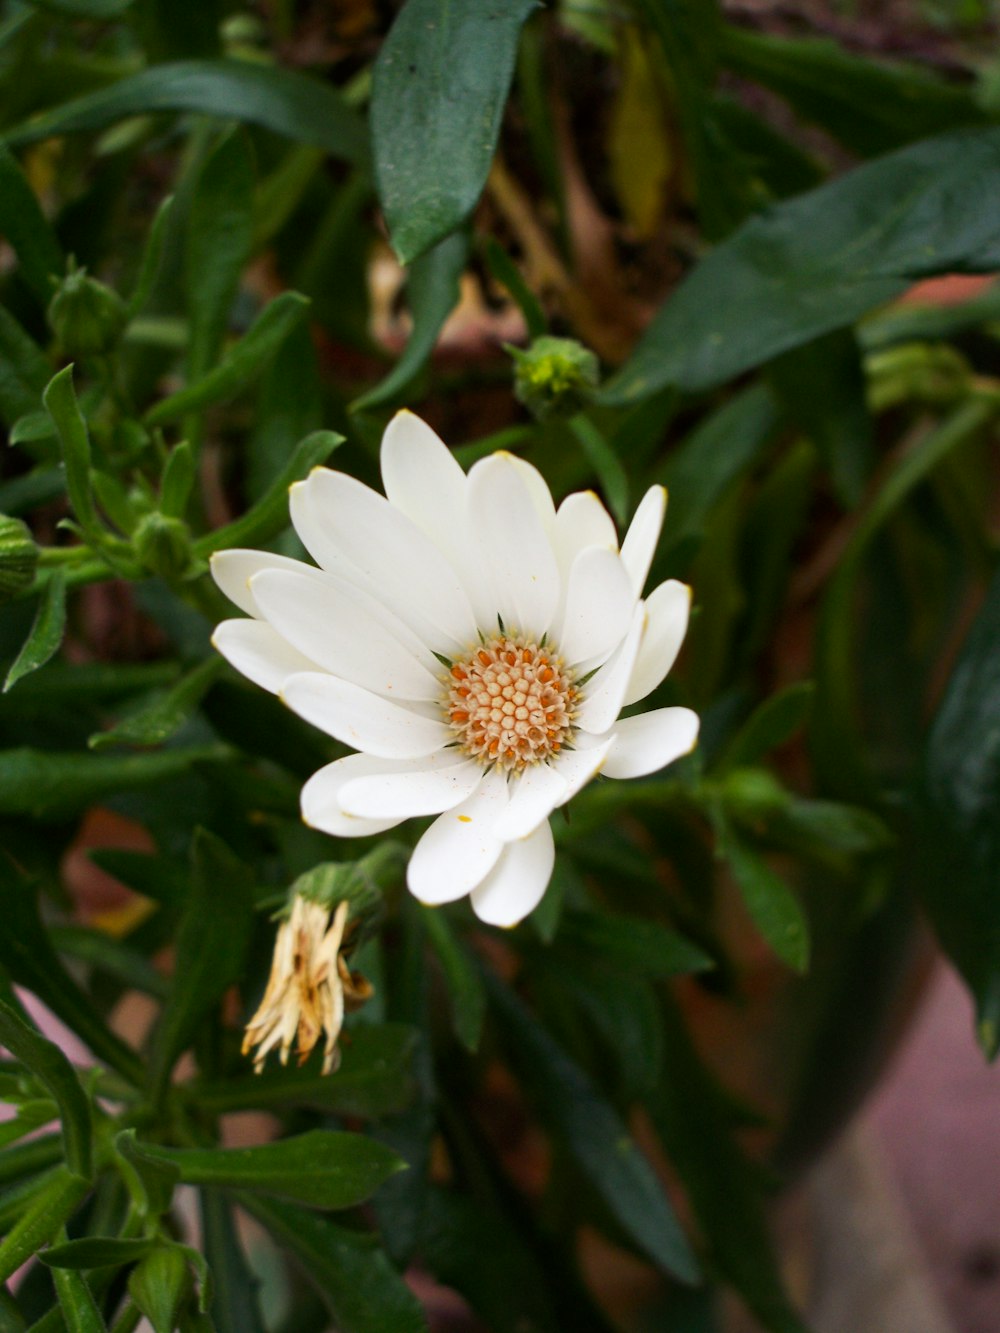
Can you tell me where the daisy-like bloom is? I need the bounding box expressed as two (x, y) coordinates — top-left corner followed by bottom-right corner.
(243, 897), (373, 1074)
(212, 412), (699, 928)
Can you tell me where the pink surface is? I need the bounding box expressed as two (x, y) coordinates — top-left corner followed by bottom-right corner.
(869, 963), (1000, 1333)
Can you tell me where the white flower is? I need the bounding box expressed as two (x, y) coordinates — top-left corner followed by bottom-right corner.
(211, 412), (699, 928)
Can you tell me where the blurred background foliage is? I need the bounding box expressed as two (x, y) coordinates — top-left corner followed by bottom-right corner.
(1, 0), (1000, 1329)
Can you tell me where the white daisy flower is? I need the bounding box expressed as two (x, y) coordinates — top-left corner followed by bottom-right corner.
(211, 411), (699, 928)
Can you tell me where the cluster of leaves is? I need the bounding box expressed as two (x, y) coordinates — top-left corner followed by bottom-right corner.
(1, 0), (1000, 1330)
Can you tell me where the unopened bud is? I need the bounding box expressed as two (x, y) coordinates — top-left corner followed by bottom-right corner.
(48, 263), (127, 358)
(0, 515), (39, 603)
(506, 336), (600, 421)
(133, 512), (193, 581)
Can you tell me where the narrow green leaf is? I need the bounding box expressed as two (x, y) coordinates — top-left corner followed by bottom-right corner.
(24, 0), (130, 17)
(124, 195), (175, 322)
(139, 1131), (405, 1210)
(716, 819), (810, 972)
(422, 910), (485, 1053)
(160, 442), (195, 519)
(51, 925), (168, 999)
(43, 1237), (153, 1271)
(0, 1000), (92, 1179)
(185, 129), (255, 387)
(87, 848), (187, 907)
(113, 1131), (179, 1221)
(199, 1192), (265, 1333)
(244, 1196), (428, 1333)
(352, 229), (468, 412)
(145, 292), (310, 427)
(5, 61), (369, 165)
(4, 571), (66, 693)
(484, 970), (700, 1285)
(51, 1261), (109, 1333)
(146, 829), (254, 1101)
(556, 910), (713, 979)
(371, 0), (539, 263)
(0, 1287), (26, 1332)
(482, 237), (546, 338)
(42, 366), (100, 539)
(88, 656), (223, 751)
(721, 682), (815, 771)
(602, 128), (1000, 404)
(0, 745), (230, 819)
(194, 429), (342, 555)
(0, 145), (63, 305)
(0, 1167), (90, 1284)
(128, 1247), (191, 1333)
(569, 416), (629, 528)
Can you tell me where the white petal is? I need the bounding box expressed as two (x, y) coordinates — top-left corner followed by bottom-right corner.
(494, 761), (567, 842)
(339, 757), (483, 820)
(281, 672), (450, 759)
(250, 568), (440, 701)
(619, 486), (666, 596)
(574, 604), (646, 734)
(623, 580), (692, 706)
(509, 456), (556, 530)
(291, 467), (478, 653)
(552, 734), (617, 804)
(211, 549), (317, 618)
(555, 546), (635, 667)
(301, 754), (409, 837)
(212, 619), (320, 694)
(407, 766), (509, 905)
(467, 453), (560, 640)
(599, 707), (700, 780)
(469, 821), (555, 927)
(553, 491), (618, 576)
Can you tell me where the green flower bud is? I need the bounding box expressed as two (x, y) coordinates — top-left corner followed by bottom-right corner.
(506, 336), (600, 421)
(0, 515), (39, 603)
(133, 512), (194, 581)
(47, 262), (127, 358)
(128, 1247), (192, 1333)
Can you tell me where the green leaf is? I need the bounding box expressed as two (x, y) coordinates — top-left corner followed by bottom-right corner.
(24, 0), (130, 17)
(113, 1131), (179, 1221)
(483, 970), (700, 1285)
(422, 909), (485, 1053)
(0, 1167), (90, 1284)
(128, 1247), (191, 1333)
(351, 229), (468, 412)
(720, 25), (988, 158)
(244, 1196), (428, 1333)
(137, 1131), (405, 1210)
(4, 571), (66, 694)
(194, 429), (342, 555)
(0, 745), (230, 819)
(650, 997), (808, 1333)
(194, 1023), (418, 1117)
(146, 829), (255, 1101)
(0, 1287), (26, 1332)
(371, 0), (540, 263)
(199, 1192), (265, 1333)
(913, 566), (1000, 1057)
(41, 1237), (154, 1270)
(88, 656), (223, 751)
(124, 195), (175, 322)
(602, 128), (1000, 404)
(160, 442), (196, 519)
(186, 129), (255, 388)
(482, 237), (546, 338)
(52, 1261), (109, 1333)
(721, 682), (815, 771)
(556, 910), (713, 978)
(51, 925), (168, 999)
(0, 1001), (92, 1179)
(0, 307), (50, 428)
(0, 145), (63, 305)
(715, 817), (810, 972)
(42, 366), (100, 541)
(144, 291), (310, 427)
(4, 61), (369, 165)
(569, 416), (629, 528)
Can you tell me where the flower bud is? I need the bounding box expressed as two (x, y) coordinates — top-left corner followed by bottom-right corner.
(0, 515), (39, 603)
(133, 512), (193, 581)
(506, 336), (600, 421)
(47, 263), (127, 358)
(128, 1247), (192, 1333)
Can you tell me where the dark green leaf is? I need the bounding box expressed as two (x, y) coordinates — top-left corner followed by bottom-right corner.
(244, 1196), (428, 1333)
(721, 682), (815, 771)
(602, 128), (1000, 404)
(24, 0), (130, 16)
(0, 145), (63, 305)
(42, 1237), (153, 1270)
(771, 798), (893, 858)
(650, 997), (808, 1333)
(113, 1131), (179, 1221)
(5, 62), (369, 165)
(352, 229), (468, 411)
(186, 129), (255, 387)
(0, 745), (230, 819)
(42, 366), (100, 540)
(484, 970), (700, 1284)
(422, 909), (485, 1053)
(0, 1167), (90, 1284)
(199, 1192), (265, 1333)
(146, 829), (255, 1101)
(87, 848), (186, 907)
(0, 1000), (92, 1179)
(144, 292), (310, 427)
(50, 925), (168, 999)
(716, 818), (809, 972)
(51, 1255), (107, 1333)
(914, 566), (1000, 1057)
(371, 0), (539, 263)
(570, 416), (629, 528)
(88, 656), (222, 751)
(4, 571), (66, 694)
(556, 910), (713, 978)
(125, 195), (174, 322)
(128, 1247), (191, 1333)
(139, 1131), (404, 1210)
(0, 307), (49, 429)
(482, 237), (546, 338)
(194, 429), (341, 555)
(0, 1287), (26, 1333)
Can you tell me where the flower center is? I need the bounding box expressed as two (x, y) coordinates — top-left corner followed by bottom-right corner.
(446, 635), (576, 772)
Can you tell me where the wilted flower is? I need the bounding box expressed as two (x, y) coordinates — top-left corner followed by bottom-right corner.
(242, 897), (373, 1074)
(212, 412), (698, 927)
